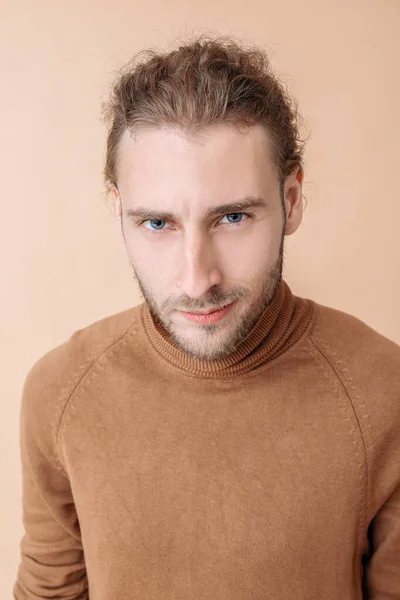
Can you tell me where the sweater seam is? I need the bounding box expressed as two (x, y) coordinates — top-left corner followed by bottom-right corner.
(54, 318), (137, 470)
(309, 334), (370, 553)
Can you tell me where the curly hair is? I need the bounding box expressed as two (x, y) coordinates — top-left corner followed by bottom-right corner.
(102, 36), (304, 192)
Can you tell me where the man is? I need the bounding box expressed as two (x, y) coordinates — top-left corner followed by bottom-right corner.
(14, 36), (400, 599)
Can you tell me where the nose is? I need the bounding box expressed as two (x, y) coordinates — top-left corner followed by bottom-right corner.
(175, 231), (222, 299)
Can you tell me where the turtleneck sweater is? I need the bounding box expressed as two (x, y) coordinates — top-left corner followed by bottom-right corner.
(13, 280), (400, 600)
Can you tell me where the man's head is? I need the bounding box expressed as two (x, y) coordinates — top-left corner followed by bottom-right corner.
(102, 37), (304, 361)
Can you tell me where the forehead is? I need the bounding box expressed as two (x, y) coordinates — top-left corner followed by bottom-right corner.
(116, 123), (279, 208)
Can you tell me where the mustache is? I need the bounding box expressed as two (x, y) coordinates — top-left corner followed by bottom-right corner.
(163, 288), (251, 313)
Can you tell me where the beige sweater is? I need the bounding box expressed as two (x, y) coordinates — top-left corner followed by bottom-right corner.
(13, 281), (400, 599)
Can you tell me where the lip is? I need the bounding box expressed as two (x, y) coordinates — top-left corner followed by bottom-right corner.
(179, 301), (235, 324)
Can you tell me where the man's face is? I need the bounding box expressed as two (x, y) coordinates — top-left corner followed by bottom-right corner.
(115, 123), (302, 361)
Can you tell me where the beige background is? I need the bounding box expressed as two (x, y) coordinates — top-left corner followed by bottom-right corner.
(1, 0), (399, 593)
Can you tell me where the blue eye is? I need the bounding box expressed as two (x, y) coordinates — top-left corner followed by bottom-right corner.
(221, 213), (247, 224)
(143, 219), (169, 231)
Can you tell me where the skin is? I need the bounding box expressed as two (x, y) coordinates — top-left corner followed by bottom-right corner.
(112, 123), (303, 361)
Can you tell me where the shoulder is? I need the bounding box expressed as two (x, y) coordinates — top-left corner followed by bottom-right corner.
(309, 300), (400, 370)
(20, 305), (142, 458)
(306, 301), (400, 520)
(308, 300), (400, 452)
(25, 305), (140, 393)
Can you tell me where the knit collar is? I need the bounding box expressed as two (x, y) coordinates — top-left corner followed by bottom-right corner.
(140, 279), (314, 379)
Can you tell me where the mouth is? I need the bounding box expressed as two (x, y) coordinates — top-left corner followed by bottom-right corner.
(178, 301), (236, 324)
(186, 305), (227, 315)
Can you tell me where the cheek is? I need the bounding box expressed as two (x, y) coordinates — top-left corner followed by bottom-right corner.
(218, 227), (279, 273)
(127, 239), (165, 269)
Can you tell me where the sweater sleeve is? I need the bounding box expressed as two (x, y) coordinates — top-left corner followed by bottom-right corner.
(362, 388), (400, 598)
(359, 361), (400, 597)
(13, 352), (88, 599)
(364, 481), (400, 598)
(310, 308), (400, 598)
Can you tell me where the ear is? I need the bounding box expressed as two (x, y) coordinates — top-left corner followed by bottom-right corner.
(283, 166), (303, 236)
(111, 186), (122, 218)
(111, 186), (124, 238)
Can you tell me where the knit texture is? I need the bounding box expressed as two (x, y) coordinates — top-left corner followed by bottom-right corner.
(13, 280), (400, 599)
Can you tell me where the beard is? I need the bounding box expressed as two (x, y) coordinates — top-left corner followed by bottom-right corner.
(125, 230), (286, 361)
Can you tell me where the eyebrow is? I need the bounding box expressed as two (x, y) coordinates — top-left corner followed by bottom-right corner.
(123, 195), (268, 222)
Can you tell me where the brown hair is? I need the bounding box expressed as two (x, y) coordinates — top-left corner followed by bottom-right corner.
(102, 36), (304, 192)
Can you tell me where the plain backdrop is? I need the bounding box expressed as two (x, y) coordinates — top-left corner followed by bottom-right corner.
(1, 0), (399, 594)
